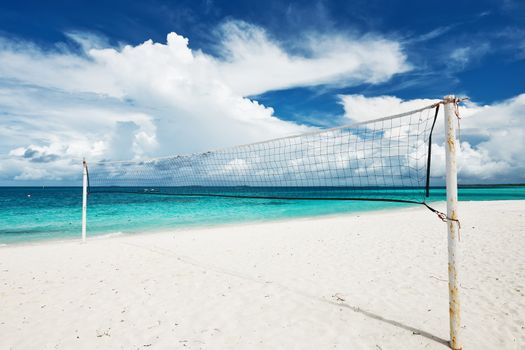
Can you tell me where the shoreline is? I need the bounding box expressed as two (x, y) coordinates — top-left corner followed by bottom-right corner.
(1, 198), (435, 248)
(0, 198), (514, 248)
(0, 201), (426, 249)
(3, 184), (525, 247)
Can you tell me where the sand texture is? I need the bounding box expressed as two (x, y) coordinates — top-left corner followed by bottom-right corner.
(1, 200), (524, 349)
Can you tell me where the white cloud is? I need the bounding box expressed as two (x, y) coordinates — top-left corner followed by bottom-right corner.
(338, 94), (437, 123)
(338, 93), (525, 183)
(0, 21), (409, 184)
(215, 21), (410, 96)
(448, 43), (490, 70)
(410, 26), (453, 43)
(449, 47), (471, 67)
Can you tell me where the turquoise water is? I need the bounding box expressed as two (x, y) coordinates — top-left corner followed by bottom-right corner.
(0, 186), (524, 244)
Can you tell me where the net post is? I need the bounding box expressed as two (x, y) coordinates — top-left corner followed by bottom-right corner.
(82, 158), (88, 243)
(443, 95), (461, 350)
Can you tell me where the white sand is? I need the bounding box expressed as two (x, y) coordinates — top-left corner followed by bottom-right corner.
(1, 200), (524, 350)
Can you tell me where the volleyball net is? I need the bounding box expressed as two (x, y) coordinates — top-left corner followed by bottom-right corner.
(86, 102), (442, 205)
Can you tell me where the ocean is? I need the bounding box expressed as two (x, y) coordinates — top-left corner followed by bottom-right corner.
(1, 186), (524, 244)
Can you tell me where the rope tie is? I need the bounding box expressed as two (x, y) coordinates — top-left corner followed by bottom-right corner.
(451, 97), (468, 142)
(423, 202), (461, 241)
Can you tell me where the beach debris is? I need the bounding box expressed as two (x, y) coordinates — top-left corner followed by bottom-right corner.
(96, 328), (111, 337)
(429, 275), (447, 282)
(332, 293), (346, 302)
(147, 320), (161, 329)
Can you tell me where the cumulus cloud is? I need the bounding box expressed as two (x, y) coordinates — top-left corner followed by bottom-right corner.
(0, 21), (409, 184)
(338, 94), (525, 183)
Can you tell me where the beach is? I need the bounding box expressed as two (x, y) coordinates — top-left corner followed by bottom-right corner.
(1, 200), (524, 349)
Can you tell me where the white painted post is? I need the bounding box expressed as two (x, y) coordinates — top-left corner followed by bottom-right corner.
(444, 95), (461, 350)
(82, 158), (88, 243)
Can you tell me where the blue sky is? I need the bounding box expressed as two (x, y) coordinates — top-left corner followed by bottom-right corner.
(2, 1), (524, 104)
(0, 0), (524, 184)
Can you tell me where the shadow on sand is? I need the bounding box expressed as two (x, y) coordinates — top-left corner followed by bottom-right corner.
(324, 298), (450, 348)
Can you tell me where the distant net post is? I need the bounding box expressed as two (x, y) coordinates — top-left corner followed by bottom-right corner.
(82, 158), (88, 243)
(444, 95), (461, 349)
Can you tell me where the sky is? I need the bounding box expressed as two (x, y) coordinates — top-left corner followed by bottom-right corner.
(0, 0), (524, 185)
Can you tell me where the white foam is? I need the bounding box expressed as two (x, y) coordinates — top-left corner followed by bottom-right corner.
(95, 232), (124, 239)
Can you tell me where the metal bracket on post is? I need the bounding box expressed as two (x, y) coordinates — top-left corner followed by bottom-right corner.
(82, 158), (88, 243)
(443, 95), (461, 350)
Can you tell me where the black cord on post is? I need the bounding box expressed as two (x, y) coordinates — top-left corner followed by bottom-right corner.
(425, 104), (440, 198)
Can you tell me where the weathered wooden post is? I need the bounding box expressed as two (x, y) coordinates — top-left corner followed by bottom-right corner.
(443, 95), (461, 350)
